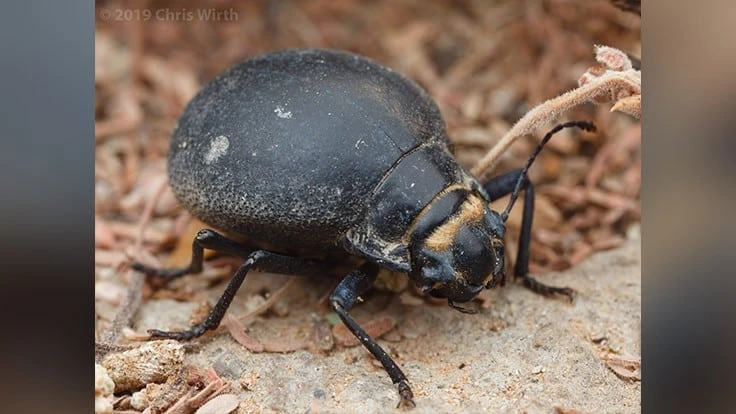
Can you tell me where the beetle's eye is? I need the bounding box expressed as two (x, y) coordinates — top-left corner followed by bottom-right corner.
(491, 237), (505, 276)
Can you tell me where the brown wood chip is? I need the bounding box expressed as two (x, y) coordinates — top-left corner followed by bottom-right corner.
(222, 315), (263, 353)
(601, 353), (641, 381)
(332, 315), (397, 347)
(194, 394), (240, 414)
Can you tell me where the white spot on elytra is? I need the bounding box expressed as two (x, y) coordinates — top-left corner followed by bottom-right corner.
(274, 106), (292, 119)
(204, 135), (229, 164)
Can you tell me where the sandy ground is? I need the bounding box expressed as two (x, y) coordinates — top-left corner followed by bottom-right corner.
(133, 230), (640, 413)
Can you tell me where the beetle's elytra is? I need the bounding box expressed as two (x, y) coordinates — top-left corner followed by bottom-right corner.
(133, 48), (593, 408)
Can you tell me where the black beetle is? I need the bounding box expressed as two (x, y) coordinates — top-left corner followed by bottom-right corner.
(133, 48), (595, 408)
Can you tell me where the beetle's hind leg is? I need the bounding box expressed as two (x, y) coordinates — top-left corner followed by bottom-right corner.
(484, 169), (574, 302)
(133, 229), (331, 340)
(330, 263), (415, 409)
(146, 247), (329, 340)
(131, 229), (250, 280)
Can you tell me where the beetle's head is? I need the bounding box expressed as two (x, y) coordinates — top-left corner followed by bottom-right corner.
(405, 120), (599, 313)
(408, 189), (506, 310)
(407, 121), (598, 312)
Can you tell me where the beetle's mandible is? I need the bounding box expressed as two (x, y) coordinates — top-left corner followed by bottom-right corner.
(133, 48), (595, 408)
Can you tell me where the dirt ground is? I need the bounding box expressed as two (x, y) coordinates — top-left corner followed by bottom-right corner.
(94, 1), (641, 412)
(131, 229), (640, 413)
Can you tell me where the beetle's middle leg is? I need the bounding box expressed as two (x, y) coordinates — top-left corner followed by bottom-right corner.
(483, 169), (574, 301)
(330, 262), (416, 409)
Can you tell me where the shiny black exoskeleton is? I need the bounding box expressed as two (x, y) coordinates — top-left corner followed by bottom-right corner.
(133, 48), (594, 408)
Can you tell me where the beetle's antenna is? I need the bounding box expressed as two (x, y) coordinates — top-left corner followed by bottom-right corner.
(501, 120), (596, 222)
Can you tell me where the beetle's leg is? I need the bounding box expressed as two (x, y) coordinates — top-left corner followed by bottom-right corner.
(131, 229), (251, 279)
(147, 248), (326, 340)
(133, 228), (329, 281)
(483, 169), (574, 301)
(330, 263), (415, 409)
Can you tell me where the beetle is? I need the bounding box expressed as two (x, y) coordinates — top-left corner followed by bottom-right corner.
(132, 48), (595, 408)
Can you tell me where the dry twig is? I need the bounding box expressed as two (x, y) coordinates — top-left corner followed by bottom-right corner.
(97, 179), (168, 357)
(471, 45), (641, 181)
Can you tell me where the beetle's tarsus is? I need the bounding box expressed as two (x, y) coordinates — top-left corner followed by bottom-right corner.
(520, 274), (575, 302)
(397, 380), (416, 409)
(147, 326), (204, 340)
(448, 300), (479, 314)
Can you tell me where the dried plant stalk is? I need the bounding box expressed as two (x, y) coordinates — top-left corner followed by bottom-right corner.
(471, 45), (641, 181)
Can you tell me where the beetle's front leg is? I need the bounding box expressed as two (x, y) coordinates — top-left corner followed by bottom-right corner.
(484, 169), (574, 301)
(330, 263), (415, 409)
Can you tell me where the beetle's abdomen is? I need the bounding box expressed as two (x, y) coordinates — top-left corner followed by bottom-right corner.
(168, 49), (448, 253)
